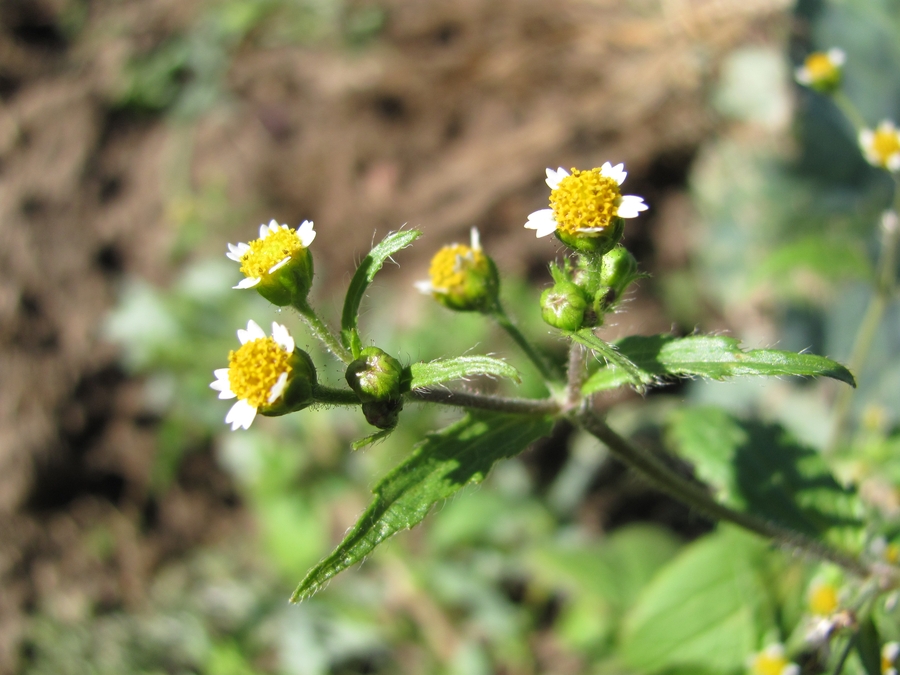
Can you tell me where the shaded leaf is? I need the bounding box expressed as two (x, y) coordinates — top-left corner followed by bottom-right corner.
(621, 528), (777, 674)
(409, 356), (520, 390)
(667, 406), (865, 552)
(582, 334), (856, 394)
(291, 412), (553, 601)
(341, 229), (421, 356)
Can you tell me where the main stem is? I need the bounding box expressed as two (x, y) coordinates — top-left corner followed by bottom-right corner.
(293, 299), (354, 364)
(577, 411), (871, 577)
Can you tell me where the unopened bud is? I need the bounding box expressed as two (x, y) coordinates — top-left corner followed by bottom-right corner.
(541, 281), (589, 331)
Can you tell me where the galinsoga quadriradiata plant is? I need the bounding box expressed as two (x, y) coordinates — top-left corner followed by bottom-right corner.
(209, 48), (900, 674)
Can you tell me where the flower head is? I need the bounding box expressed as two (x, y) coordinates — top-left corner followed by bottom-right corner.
(415, 228), (499, 312)
(808, 580), (840, 616)
(210, 320), (314, 430)
(525, 163), (647, 252)
(883, 641), (899, 675)
(748, 644), (800, 675)
(795, 49), (845, 93)
(227, 220), (316, 305)
(860, 121), (900, 172)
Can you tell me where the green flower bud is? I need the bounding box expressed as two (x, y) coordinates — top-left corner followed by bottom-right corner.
(345, 347), (404, 403)
(361, 399), (404, 430)
(415, 228), (499, 313)
(541, 281), (589, 331)
(598, 246), (640, 307)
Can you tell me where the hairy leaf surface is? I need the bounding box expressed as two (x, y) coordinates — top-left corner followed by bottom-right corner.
(409, 356), (520, 390)
(341, 229), (421, 356)
(581, 334), (855, 394)
(291, 412), (552, 601)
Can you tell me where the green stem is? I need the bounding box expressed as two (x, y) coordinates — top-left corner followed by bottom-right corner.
(833, 90), (867, 134)
(312, 385), (360, 406)
(566, 341), (588, 409)
(490, 302), (564, 385)
(829, 205), (900, 453)
(409, 388), (561, 416)
(829, 632), (857, 675)
(578, 411), (871, 577)
(293, 299), (354, 364)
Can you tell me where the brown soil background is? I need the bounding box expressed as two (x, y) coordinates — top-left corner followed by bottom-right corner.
(0, 0), (790, 671)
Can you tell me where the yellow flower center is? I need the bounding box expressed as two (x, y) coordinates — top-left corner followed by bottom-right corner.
(804, 52), (838, 82)
(809, 583), (839, 616)
(887, 544), (900, 565)
(752, 653), (790, 675)
(870, 128), (900, 167)
(550, 168), (622, 236)
(240, 228), (304, 279)
(227, 337), (292, 408)
(884, 651), (896, 674)
(428, 244), (485, 291)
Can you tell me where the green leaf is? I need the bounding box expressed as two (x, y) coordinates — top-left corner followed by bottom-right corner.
(581, 334), (856, 395)
(340, 229), (421, 356)
(290, 412), (553, 602)
(408, 356), (520, 389)
(621, 527), (778, 674)
(667, 406), (865, 552)
(569, 329), (651, 390)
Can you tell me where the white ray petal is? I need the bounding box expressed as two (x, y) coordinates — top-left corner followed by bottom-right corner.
(226, 242), (250, 261)
(470, 227), (481, 251)
(297, 220), (316, 247)
(268, 256), (291, 274)
(234, 276), (260, 289)
(414, 280), (435, 295)
(226, 399), (257, 430)
(545, 167), (568, 189)
(828, 48), (845, 66)
(267, 371), (289, 404)
(601, 162), (627, 185)
(617, 195), (649, 218)
(271, 322), (294, 352)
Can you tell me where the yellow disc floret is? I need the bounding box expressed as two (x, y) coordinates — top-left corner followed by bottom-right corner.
(428, 244), (486, 291)
(550, 168), (622, 236)
(240, 228), (304, 279)
(804, 53), (839, 82)
(227, 337), (293, 408)
(809, 583), (840, 616)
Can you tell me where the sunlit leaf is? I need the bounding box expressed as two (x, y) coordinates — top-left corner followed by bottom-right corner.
(667, 406), (865, 552)
(581, 334), (856, 394)
(291, 412), (553, 602)
(409, 356), (520, 390)
(569, 329), (650, 389)
(621, 528), (778, 674)
(341, 229), (421, 357)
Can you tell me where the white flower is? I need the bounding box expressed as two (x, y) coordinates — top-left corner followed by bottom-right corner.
(525, 163), (648, 238)
(795, 49), (845, 88)
(748, 644), (799, 675)
(227, 219), (316, 289)
(884, 641), (900, 675)
(414, 227), (482, 295)
(860, 121), (900, 172)
(210, 320), (295, 430)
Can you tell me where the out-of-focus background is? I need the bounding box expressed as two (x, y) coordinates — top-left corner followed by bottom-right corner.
(3, 0), (900, 672)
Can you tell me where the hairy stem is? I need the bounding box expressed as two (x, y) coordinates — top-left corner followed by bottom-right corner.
(293, 299), (354, 364)
(566, 342), (588, 409)
(312, 385), (360, 406)
(409, 388), (561, 416)
(578, 411), (870, 577)
(490, 302), (564, 385)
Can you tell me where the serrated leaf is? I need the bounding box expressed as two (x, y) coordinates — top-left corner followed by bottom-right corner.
(667, 406), (865, 552)
(409, 356), (520, 389)
(581, 334), (856, 395)
(569, 329), (651, 389)
(621, 528), (778, 674)
(340, 229), (421, 356)
(291, 412), (553, 602)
